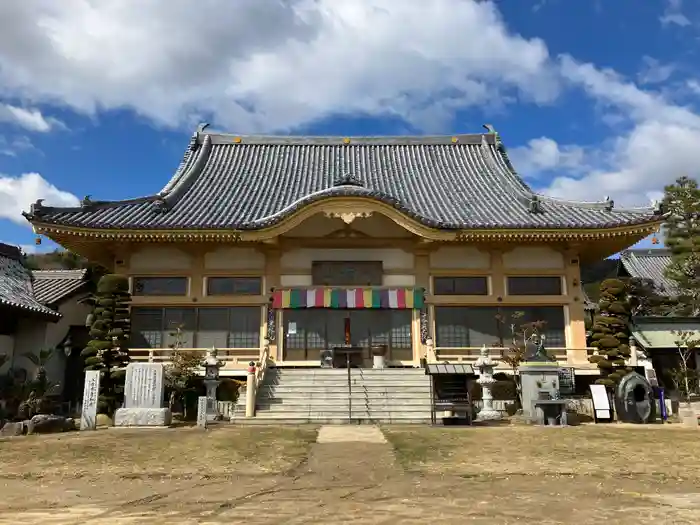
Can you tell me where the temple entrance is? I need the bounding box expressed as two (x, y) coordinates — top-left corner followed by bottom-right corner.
(282, 309), (413, 364)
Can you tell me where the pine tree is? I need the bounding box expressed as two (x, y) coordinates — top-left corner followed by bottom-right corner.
(588, 278), (632, 387)
(662, 176), (700, 316)
(82, 274), (132, 414)
(625, 277), (675, 317)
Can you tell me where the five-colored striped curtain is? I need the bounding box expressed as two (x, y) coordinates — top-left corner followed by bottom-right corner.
(272, 288), (424, 309)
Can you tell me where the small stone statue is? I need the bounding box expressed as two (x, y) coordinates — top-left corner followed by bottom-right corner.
(524, 334), (555, 363)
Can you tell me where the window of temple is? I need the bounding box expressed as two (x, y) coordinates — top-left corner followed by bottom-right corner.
(132, 276), (188, 296)
(506, 276), (562, 295)
(130, 306), (261, 348)
(434, 306), (566, 347)
(432, 276), (489, 295)
(206, 276), (263, 296)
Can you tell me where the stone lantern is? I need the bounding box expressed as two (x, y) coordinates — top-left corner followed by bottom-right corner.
(202, 347), (224, 422)
(474, 345), (501, 421)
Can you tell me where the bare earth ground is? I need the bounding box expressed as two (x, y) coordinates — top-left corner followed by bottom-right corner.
(1, 424), (700, 524)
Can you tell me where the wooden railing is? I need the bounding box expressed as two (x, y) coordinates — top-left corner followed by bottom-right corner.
(129, 348), (260, 368)
(255, 338), (271, 388)
(433, 347), (585, 364)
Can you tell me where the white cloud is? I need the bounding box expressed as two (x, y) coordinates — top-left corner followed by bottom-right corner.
(0, 172), (79, 226)
(0, 135), (35, 157)
(637, 56), (675, 85)
(0, 0), (558, 132)
(660, 0), (691, 27)
(508, 137), (586, 179)
(0, 0), (696, 213)
(537, 56), (700, 206)
(0, 104), (63, 132)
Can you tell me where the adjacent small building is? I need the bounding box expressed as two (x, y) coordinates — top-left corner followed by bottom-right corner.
(618, 248), (699, 390)
(23, 127), (664, 377)
(0, 243), (92, 402)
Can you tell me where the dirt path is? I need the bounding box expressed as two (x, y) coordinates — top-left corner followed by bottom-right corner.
(1, 425), (700, 524)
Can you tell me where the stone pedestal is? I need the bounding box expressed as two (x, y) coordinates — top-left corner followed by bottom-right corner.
(114, 408), (172, 427)
(519, 362), (561, 420)
(114, 363), (171, 427)
(203, 379), (221, 422)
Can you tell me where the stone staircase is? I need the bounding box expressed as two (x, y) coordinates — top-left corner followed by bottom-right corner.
(232, 367), (433, 424)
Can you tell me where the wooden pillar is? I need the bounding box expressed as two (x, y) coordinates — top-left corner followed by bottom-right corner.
(490, 248), (505, 298)
(564, 247), (588, 365)
(414, 248), (431, 362)
(189, 245), (205, 300)
(263, 246), (282, 361)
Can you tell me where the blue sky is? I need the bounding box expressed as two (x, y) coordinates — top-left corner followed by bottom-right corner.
(0, 0), (698, 254)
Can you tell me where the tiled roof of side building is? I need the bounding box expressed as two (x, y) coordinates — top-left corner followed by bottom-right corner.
(24, 128), (663, 231)
(32, 269), (89, 306)
(619, 249), (675, 293)
(0, 244), (61, 319)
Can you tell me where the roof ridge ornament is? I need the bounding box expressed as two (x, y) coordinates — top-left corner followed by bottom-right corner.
(81, 195), (93, 208)
(603, 196), (614, 211)
(483, 124), (497, 134)
(333, 173), (364, 188)
(153, 197), (169, 213)
(30, 199), (45, 217)
(528, 194), (544, 214)
(652, 199), (664, 215)
(197, 122), (210, 133)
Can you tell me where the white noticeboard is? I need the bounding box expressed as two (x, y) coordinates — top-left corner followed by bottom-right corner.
(589, 384), (611, 420)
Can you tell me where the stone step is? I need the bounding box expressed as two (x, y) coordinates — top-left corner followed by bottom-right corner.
(269, 368), (425, 375)
(235, 408), (432, 418)
(261, 379), (431, 386)
(253, 391), (432, 400)
(232, 416), (432, 425)
(257, 385), (430, 397)
(254, 399), (433, 409)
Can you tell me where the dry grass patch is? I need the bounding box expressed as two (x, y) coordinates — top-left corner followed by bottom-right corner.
(384, 425), (700, 481)
(0, 425), (318, 480)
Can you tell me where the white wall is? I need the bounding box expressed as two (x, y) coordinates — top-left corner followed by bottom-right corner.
(502, 246), (564, 269)
(204, 247), (265, 270)
(12, 296), (91, 395)
(129, 246), (193, 271)
(429, 247), (490, 269)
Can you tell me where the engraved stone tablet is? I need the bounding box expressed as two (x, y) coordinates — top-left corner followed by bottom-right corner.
(123, 363), (165, 409)
(80, 370), (100, 431)
(197, 396), (208, 429)
(114, 362), (171, 427)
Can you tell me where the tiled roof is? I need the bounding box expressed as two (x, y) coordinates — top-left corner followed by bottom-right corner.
(0, 244), (61, 319)
(24, 129), (662, 231)
(32, 269), (89, 305)
(619, 249), (675, 293)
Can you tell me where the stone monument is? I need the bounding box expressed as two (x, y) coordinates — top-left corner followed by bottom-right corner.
(197, 396), (208, 429)
(518, 334), (563, 420)
(114, 362), (172, 427)
(474, 345), (501, 421)
(518, 334), (566, 424)
(80, 370), (101, 430)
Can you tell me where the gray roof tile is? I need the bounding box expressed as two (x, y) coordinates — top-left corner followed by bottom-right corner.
(619, 249), (675, 293)
(32, 269), (89, 305)
(25, 130), (661, 231)
(0, 244), (61, 319)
